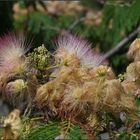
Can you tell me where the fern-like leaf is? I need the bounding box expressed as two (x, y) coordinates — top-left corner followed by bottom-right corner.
(22, 121), (60, 140)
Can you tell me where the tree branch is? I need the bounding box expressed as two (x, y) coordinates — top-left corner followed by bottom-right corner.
(68, 17), (85, 31)
(99, 25), (140, 64)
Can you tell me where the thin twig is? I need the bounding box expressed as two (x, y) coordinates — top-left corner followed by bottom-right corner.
(68, 17), (85, 31)
(30, 116), (44, 121)
(23, 103), (32, 117)
(46, 25), (61, 32)
(44, 17), (85, 36)
(100, 26), (140, 64)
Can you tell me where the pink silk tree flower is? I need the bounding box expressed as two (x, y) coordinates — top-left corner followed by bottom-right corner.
(55, 34), (106, 68)
(0, 33), (30, 78)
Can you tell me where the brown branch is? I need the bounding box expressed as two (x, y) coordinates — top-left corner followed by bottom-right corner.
(99, 25), (140, 64)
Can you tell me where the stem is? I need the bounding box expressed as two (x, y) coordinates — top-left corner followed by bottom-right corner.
(68, 17), (85, 31)
(23, 103), (32, 117)
(45, 63), (63, 71)
(47, 25), (61, 32)
(30, 116), (44, 121)
(99, 26), (140, 64)
(64, 120), (71, 137)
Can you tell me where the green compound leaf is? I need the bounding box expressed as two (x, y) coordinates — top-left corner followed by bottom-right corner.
(20, 120), (88, 140)
(135, 99), (140, 107)
(67, 125), (88, 140)
(23, 121), (60, 140)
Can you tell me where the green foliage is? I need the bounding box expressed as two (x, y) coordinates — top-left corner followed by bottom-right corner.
(21, 121), (88, 140)
(0, 129), (2, 139)
(96, 0), (140, 73)
(110, 54), (131, 74)
(67, 125), (88, 140)
(22, 121), (60, 140)
(101, 0), (140, 45)
(118, 132), (140, 140)
(61, 121), (88, 140)
(135, 99), (140, 107)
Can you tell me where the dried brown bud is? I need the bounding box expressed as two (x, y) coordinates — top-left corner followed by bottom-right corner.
(134, 89), (140, 98)
(3, 109), (21, 140)
(122, 80), (137, 95)
(126, 62), (140, 83)
(120, 95), (137, 115)
(128, 38), (140, 61)
(89, 65), (115, 80)
(35, 81), (54, 107)
(103, 80), (123, 111)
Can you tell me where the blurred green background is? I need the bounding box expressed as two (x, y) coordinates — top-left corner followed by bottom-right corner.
(0, 0), (140, 74)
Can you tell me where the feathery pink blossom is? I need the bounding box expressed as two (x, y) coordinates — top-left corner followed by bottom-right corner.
(0, 33), (30, 76)
(56, 34), (106, 68)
